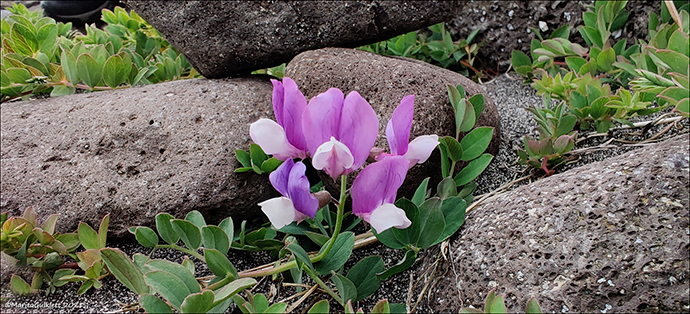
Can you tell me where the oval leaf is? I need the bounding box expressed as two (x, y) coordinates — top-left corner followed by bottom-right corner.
(155, 213), (179, 245)
(144, 270), (189, 311)
(100, 248), (149, 295)
(460, 127), (493, 161)
(454, 154), (493, 186)
(171, 219), (201, 250)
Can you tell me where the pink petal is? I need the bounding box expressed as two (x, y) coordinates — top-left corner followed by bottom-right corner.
(302, 88), (344, 156)
(281, 78), (308, 152)
(338, 91), (379, 170)
(269, 158), (294, 197)
(403, 135), (440, 167)
(250, 118), (305, 160)
(351, 156), (408, 216)
(386, 95), (414, 156)
(271, 79), (285, 127)
(311, 137), (354, 179)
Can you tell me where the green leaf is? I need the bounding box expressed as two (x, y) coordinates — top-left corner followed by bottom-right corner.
(287, 243), (313, 270)
(78, 221), (99, 250)
(314, 231), (354, 275)
(376, 249), (417, 280)
(331, 273), (357, 305)
(155, 213), (179, 245)
(102, 55), (130, 88)
(582, 26), (603, 48)
(489, 295), (507, 313)
(144, 270), (189, 311)
(596, 48), (615, 72)
(654, 50), (690, 74)
(260, 157), (283, 173)
(392, 199), (420, 245)
(60, 50), (79, 85)
(447, 83), (463, 112)
(97, 214), (109, 249)
(212, 277), (256, 304)
(674, 98), (689, 117)
(184, 211), (206, 228)
(459, 101), (476, 133)
(10, 275), (33, 295)
(22, 57), (49, 76)
(202, 226), (230, 255)
(460, 127), (493, 161)
(565, 56), (587, 72)
(416, 197), (445, 249)
(204, 248), (239, 280)
(511, 50), (532, 68)
(550, 24), (571, 39)
(146, 259), (200, 294)
(468, 94), (484, 122)
(346, 256), (384, 301)
(436, 177), (457, 199)
(76, 279), (96, 295)
(440, 136), (463, 162)
(100, 248), (150, 295)
(454, 154), (493, 186)
(134, 226), (159, 247)
(459, 308), (484, 313)
(454, 98), (467, 136)
(432, 197), (467, 246)
(411, 177), (430, 207)
(556, 115), (577, 137)
(139, 294), (173, 314)
(10, 22), (36, 55)
(308, 300), (330, 314)
(304, 231), (329, 247)
(372, 227), (405, 250)
(236, 150), (251, 167)
(76, 53), (102, 89)
(372, 299), (390, 314)
(264, 303), (288, 314)
(171, 219), (202, 250)
(526, 298), (542, 314)
(180, 290), (214, 314)
(249, 143), (268, 166)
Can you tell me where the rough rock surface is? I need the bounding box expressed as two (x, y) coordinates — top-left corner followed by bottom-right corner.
(448, 0), (660, 72)
(420, 134), (690, 313)
(285, 47), (501, 197)
(1, 77), (279, 238)
(124, 0), (463, 78)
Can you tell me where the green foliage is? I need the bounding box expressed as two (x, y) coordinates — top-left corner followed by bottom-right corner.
(459, 289), (542, 314)
(511, 0), (689, 173)
(235, 144), (284, 174)
(1, 4), (201, 102)
(359, 23), (482, 78)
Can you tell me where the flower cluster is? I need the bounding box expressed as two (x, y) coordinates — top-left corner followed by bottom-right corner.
(250, 78), (439, 233)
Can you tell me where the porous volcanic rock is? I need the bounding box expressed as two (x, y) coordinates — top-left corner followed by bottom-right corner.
(285, 47), (501, 198)
(418, 134), (690, 313)
(124, 1), (463, 78)
(0, 77), (279, 238)
(448, 0), (660, 72)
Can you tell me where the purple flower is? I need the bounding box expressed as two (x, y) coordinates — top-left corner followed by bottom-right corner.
(258, 159), (318, 229)
(302, 88), (378, 179)
(377, 95), (439, 167)
(351, 156), (411, 233)
(250, 77), (308, 160)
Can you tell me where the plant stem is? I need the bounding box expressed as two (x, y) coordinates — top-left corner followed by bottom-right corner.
(239, 175), (348, 278)
(206, 274), (232, 291)
(154, 244), (205, 263)
(303, 267), (343, 305)
(449, 161), (457, 177)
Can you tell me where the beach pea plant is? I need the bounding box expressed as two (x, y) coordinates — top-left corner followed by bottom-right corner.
(459, 289), (542, 314)
(1, 4), (200, 102)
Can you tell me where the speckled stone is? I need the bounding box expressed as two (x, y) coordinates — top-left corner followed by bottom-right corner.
(285, 47), (501, 198)
(124, 0), (463, 78)
(418, 134), (690, 313)
(0, 77), (279, 238)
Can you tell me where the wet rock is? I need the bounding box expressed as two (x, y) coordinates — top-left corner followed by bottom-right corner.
(448, 0), (660, 72)
(285, 47), (501, 197)
(418, 134), (690, 313)
(125, 0), (463, 78)
(0, 77), (279, 238)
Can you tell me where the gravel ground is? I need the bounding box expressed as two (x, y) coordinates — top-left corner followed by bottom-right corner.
(1, 73), (688, 313)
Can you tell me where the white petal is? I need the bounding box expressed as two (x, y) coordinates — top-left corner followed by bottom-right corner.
(403, 135), (439, 167)
(368, 203), (411, 233)
(258, 197), (296, 229)
(311, 137), (354, 174)
(250, 119), (300, 158)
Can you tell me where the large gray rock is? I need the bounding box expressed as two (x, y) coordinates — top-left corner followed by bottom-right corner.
(125, 1), (463, 78)
(418, 134), (689, 313)
(0, 77), (279, 238)
(448, 0), (660, 72)
(285, 47), (501, 197)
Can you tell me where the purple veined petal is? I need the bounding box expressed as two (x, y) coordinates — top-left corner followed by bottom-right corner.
(386, 95), (414, 156)
(250, 118), (305, 160)
(271, 79), (285, 127)
(302, 88), (344, 156)
(258, 197), (297, 229)
(338, 91), (379, 170)
(286, 161), (319, 218)
(311, 137), (354, 179)
(403, 135), (440, 167)
(269, 158), (294, 197)
(351, 156), (409, 217)
(281, 77), (308, 152)
(368, 203), (411, 233)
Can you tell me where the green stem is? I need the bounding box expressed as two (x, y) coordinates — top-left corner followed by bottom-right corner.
(239, 175), (348, 278)
(449, 161), (457, 177)
(303, 267), (343, 305)
(155, 244), (205, 263)
(206, 274), (233, 291)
